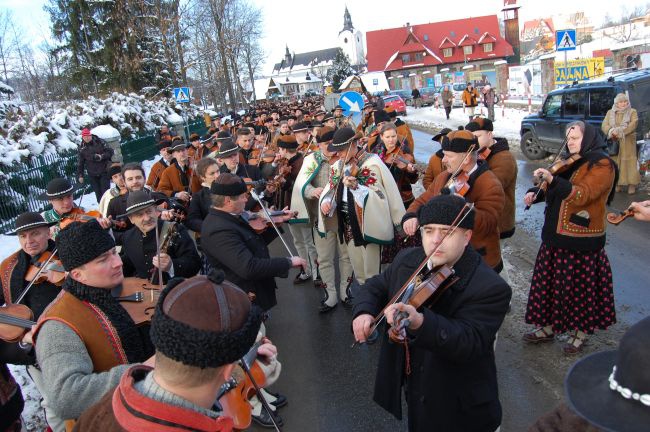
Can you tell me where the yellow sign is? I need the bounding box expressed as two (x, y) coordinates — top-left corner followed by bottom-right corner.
(555, 57), (605, 86)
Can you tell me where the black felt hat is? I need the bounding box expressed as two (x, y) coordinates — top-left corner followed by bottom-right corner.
(8, 212), (55, 235)
(373, 109), (391, 125)
(150, 270), (263, 368)
(333, 105), (343, 111)
(215, 139), (240, 158)
(216, 131), (231, 141)
(292, 121), (310, 133)
(158, 139), (172, 151)
(122, 190), (166, 217)
(316, 126), (336, 144)
(200, 134), (214, 144)
(322, 113), (334, 122)
(327, 127), (360, 153)
(39, 177), (81, 200)
(432, 128), (453, 143)
(440, 130), (479, 153)
(465, 117), (494, 132)
(210, 173), (247, 196)
(417, 194), (474, 229)
(56, 219), (115, 271)
(169, 140), (189, 152)
(564, 317), (650, 432)
(277, 134), (298, 149)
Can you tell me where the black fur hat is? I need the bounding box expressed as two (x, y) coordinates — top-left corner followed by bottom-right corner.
(417, 194), (474, 230)
(440, 130), (479, 153)
(56, 219), (115, 271)
(150, 270), (263, 368)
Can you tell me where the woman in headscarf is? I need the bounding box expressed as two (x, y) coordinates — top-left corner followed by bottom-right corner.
(602, 92), (639, 194)
(522, 121), (618, 355)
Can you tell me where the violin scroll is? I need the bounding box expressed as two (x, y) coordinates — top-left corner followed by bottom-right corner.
(607, 208), (634, 225)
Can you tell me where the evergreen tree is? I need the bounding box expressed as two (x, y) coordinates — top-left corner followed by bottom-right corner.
(327, 48), (354, 91)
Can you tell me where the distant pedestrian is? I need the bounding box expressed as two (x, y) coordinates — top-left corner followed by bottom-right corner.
(77, 128), (113, 202)
(441, 84), (453, 119)
(602, 92), (639, 195)
(462, 82), (480, 121)
(482, 84), (496, 121)
(411, 87), (421, 109)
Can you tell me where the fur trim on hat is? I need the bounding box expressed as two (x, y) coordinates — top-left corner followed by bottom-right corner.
(417, 194), (474, 229)
(441, 130), (478, 153)
(56, 220), (115, 271)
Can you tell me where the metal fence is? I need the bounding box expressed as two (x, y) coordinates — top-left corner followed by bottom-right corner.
(0, 118), (207, 234)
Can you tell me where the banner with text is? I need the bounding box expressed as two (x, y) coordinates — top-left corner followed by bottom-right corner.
(555, 57), (605, 86)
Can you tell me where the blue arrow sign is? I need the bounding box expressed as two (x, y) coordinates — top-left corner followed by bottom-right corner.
(173, 87), (191, 103)
(339, 91), (364, 115)
(556, 29), (576, 52)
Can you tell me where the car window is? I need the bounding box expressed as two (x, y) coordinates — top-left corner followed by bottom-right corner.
(543, 94), (562, 117)
(563, 91), (587, 117)
(383, 96), (399, 102)
(589, 88), (617, 118)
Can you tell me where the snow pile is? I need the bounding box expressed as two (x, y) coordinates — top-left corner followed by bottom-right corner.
(91, 124), (120, 140)
(0, 80), (14, 94)
(0, 93), (201, 167)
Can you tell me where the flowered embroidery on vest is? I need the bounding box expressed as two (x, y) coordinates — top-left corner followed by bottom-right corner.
(356, 167), (377, 186)
(84, 302), (129, 364)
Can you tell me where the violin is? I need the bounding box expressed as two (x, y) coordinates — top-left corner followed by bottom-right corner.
(525, 153), (582, 211)
(478, 146), (491, 161)
(24, 251), (66, 286)
(444, 171), (470, 196)
(59, 208), (128, 230)
(0, 304), (35, 343)
(114, 277), (161, 326)
(607, 208), (634, 225)
(241, 209), (293, 234)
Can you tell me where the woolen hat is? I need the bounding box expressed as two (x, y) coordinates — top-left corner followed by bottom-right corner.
(327, 127), (360, 153)
(564, 317), (650, 432)
(440, 130), (478, 153)
(150, 270), (263, 368)
(8, 212), (55, 235)
(417, 194), (474, 230)
(277, 134), (298, 149)
(385, 106), (397, 118)
(215, 139), (239, 158)
(122, 190), (166, 217)
(56, 219), (115, 271)
(81, 128), (91, 137)
(39, 177), (80, 200)
(373, 109), (391, 124)
(107, 164), (122, 177)
(432, 128), (453, 143)
(292, 121), (310, 133)
(210, 173), (247, 196)
(316, 126), (336, 143)
(465, 117), (494, 132)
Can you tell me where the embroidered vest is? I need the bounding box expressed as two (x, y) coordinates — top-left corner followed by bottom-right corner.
(0, 251), (20, 304)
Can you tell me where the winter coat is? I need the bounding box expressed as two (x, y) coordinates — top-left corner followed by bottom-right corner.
(602, 107), (639, 186)
(106, 190), (169, 245)
(77, 136), (113, 178)
(395, 118), (414, 153)
(185, 186), (211, 233)
(484, 138), (518, 238)
(411, 89), (421, 99)
(462, 88), (480, 107)
(404, 162), (505, 271)
(145, 159), (170, 190)
(441, 89), (454, 108)
(483, 88), (496, 107)
(201, 208), (292, 311)
(422, 149), (444, 190)
(352, 246), (511, 432)
(157, 161), (201, 197)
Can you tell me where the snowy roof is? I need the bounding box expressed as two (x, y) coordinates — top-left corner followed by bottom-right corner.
(0, 81), (13, 95)
(273, 48), (339, 73)
(91, 124), (120, 140)
(360, 72), (390, 92)
(166, 113), (184, 125)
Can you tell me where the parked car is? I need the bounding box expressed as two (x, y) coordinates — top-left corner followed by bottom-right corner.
(382, 95), (407, 116)
(419, 87), (438, 106)
(519, 69), (650, 160)
(389, 89), (413, 106)
(304, 89), (319, 97)
(449, 83), (466, 108)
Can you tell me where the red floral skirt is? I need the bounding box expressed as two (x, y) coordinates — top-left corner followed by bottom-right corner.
(524, 243), (616, 334)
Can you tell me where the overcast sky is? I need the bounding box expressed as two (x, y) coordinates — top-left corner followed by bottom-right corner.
(4, 0), (648, 76)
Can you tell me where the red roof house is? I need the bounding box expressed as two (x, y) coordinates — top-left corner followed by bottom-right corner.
(366, 15), (514, 72)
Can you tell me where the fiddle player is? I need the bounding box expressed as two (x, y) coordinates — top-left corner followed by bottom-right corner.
(32, 220), (155, 425)
(145, 139), (173, 190)
(275, 133), (319, 285)
(201, 173), (306, 312)
(291, 127), (354, 312)
(40, 177), (112, 238)
(319, 127), (406, 284)
(120, 190), (200, 285)
(98, 164), (125, 217)
(352, 194), (511, 432)
(186, 157), (220, 235)
(386, 106), (414, 153)
(157, 140), (201, 200)
(374, 123), (418, 207)
(235, 127), (255, 165)
(402, 130), (505, 273)
(73, 271), (282, 431)
(422, 128), (452, 190)
(365, 109), (392, 153)
(0, 213), (62, 431)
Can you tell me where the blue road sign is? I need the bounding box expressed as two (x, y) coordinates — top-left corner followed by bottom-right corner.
(338, 91), (364, 115)
(556, 29), (577, 52)
(173, 87), (191, 103)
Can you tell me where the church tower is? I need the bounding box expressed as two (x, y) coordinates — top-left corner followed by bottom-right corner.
(338, 6), (365, 69)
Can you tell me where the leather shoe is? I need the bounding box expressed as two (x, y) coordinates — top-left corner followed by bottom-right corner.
(268, 392), (288, 408)
(252, 408), (283, 428)
(342, 297), (354, 309)
(313, 276), (323, 288)
(318, 303), (337, 313)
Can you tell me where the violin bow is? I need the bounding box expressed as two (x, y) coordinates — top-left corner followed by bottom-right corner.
(14, 249), (59, 304)
(239, 358), (282, 432)
(525, 126), (574, 211)
(352, 202), (475, 347)
(249, 190), (296, 258)
(152, 221), (164, 296)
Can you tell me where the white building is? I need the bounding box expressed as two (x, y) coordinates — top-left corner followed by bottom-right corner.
(338, 6), (366, 69)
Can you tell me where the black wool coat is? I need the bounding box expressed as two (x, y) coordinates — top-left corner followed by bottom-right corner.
(120, 220), (200, 284)
(77, 136), (113, 177)
(353, 246), (511, 432)
(185, 186), (211, 233)
(201, 208), (291, 311)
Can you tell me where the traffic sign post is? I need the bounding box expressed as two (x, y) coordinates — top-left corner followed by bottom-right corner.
(173, 87), (192, 140)
(338, 91), (365, 127)
(556, 29), (577, 87)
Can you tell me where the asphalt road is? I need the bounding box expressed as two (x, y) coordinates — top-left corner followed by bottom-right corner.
(249, 128), (649, 432)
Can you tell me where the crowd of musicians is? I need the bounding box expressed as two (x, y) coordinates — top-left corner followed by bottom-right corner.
(1, 93), (650, 432)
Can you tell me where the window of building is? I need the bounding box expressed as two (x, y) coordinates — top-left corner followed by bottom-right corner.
(344, 38), (348, 43)
(463, 45), (473, 55)
(414, 52), (424, 62)
(450, 31), (456, 38)
(443, 48), (453, 57)
(402, 53), (411, 63)
(483, 43), (493, 52)
(423, 34), (429, 41)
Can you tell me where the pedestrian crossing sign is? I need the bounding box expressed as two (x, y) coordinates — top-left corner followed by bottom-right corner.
(556, 29), (577, 52)
(174, 87), (191, 103)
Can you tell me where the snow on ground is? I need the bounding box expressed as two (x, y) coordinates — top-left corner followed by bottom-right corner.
(403, 105), (530, 145)
(3, 155), (158, 430)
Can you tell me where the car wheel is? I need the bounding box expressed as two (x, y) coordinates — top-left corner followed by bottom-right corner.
(521, 131), (548, 160)
(400, 111), (407, 116)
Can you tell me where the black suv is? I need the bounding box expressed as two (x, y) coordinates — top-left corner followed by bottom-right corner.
(520, 69), (650, 159)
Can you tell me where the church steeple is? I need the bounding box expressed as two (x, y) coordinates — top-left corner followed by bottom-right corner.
(341, 6), (354, 33)
(284, 45), (291, 64)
